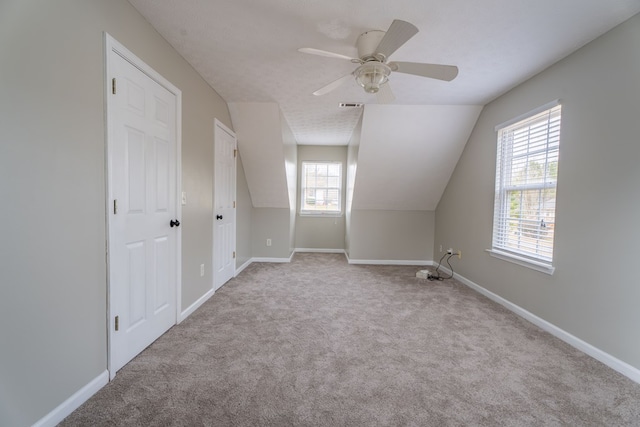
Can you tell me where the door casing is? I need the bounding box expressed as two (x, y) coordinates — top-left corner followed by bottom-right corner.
(104, 33), (182, 380)
(213, 118), (237, 290)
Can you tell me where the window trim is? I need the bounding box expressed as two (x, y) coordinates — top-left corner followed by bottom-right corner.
(489, 100), (561, 274)
(299, 161), (343, 216)
(494, 100), (560, 132)
(486, 249), (555, 275)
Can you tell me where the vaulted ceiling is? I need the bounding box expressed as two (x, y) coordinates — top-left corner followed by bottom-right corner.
(127, 1), (640, 211)
(128, 0), (640, 145)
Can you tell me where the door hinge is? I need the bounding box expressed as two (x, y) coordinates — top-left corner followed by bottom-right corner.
(113, 199), (118, 214)
(233, 251), (236, 259)
(233, 149), (237, 158)
(112, 78), (116, 95)
(233, 201), (236, 208)
(114, 315), (119, 331)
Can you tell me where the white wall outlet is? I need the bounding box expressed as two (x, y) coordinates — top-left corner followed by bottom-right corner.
(266, 238), (272, 247)
(439, 245), (443, 253)
(200, 264), (204, 277)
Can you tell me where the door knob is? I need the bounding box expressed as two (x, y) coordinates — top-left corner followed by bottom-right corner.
(170, 219), (180, 227)
(216, 215), (223, 220)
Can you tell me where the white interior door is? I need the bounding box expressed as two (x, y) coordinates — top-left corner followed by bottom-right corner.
(107, 37), (181, 375)
(213, 120), (237, 290)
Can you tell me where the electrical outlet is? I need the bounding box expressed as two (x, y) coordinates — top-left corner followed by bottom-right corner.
(200, 264), (204, 277)
(266, 238), (272, 247)
(457, 250), (462, 259)
(439, 245), (443, 253)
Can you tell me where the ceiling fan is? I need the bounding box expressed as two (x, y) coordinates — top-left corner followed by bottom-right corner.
(298, 19), (458, 103)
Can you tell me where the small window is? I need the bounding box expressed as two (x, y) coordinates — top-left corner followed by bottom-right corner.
(300, 161), (342, 215)
(490, 103), (561, 274)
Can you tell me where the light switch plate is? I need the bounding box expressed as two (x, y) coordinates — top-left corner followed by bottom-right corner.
(181, 191), (187, 205)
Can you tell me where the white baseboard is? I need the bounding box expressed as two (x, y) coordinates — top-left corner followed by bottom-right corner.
(439, 266), (640, 385)
(251, 257), (291, 263)
(295, 248), (346, 254)
(234, 253), (295, 275)
(237, 251), (427, 272)
(33, 370), (109, 427)
(178, 287), (215, 323)
(235, 259), (253, 276)
(346, 253), (433, 266)
(252, 251), (295, 264)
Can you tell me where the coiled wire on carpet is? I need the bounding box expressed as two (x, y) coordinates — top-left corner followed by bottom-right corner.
(429, 252), (455, 281)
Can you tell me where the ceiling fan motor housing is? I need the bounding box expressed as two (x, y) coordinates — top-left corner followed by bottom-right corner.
(356, 30), (386, 61)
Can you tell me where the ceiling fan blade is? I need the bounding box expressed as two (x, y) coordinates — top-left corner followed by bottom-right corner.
(375, 20), (419, 60)
(376, 83), (395, 104)
(389, 62), (459, 81)
(313, 73), (353, 96)
(298, 48), (356, 61)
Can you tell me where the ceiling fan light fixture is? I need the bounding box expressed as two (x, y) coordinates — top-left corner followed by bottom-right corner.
(354, 62), (391, 94)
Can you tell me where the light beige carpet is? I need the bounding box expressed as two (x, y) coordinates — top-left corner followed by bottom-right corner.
(62, 253), (640, 426)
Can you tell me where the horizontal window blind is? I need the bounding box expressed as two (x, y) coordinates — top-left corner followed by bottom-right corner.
(301, 161), (342, 214)
(493, 104), (561, 264)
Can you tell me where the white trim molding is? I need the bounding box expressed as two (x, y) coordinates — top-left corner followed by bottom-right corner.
(235, 259), (253, 276)
(240, 251), (434, 269)
(345, 252), (433, 266)
(104, 32), (183, 379)
(234, 252), (296, 276)
(494, 99), (560, 131)
(295, 248), (346, 254)
(252, 256), (293, 263)
(487, 249), (555, 275)
(178, 288), (215, 323)
(33, 370), (109, 427)
(439, 266), (640, 385)
(348, 259), (432, 266)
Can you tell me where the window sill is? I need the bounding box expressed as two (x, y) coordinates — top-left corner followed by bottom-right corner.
(299, 212), (343, 218)
(486, 249), (555, 275)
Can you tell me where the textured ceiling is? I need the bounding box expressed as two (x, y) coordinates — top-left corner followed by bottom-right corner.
(128, 0), (640, 145)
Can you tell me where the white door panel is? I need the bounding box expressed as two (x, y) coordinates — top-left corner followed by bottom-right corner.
(214, 121), (236, 290)
(108, 44), (179, 374)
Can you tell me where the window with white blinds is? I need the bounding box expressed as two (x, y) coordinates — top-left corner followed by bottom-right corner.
(300, 161), (342, 215)
(491, 103), (561, 272)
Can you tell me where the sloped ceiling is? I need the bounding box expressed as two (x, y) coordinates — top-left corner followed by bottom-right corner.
(129, 0), (640, 145)
(352, 105), (482, 211)
(228, 103), (291, 208)
(127, 1), (640, 211)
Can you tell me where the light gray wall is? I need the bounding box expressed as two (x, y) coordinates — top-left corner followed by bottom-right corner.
(349, 210), (435, 261)
(344, 112), (435, 263)
(251, 208), (293, 258)
(236, 154), (252, 268)
(0, 0), (231, 425)
(435, 13), (640, 370)
(296, 216), (346, 250)
(295, 145), (348, 250)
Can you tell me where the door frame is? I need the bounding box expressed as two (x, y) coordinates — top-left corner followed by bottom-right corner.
(213, 118), (237, 290)
(104, 33), (182, 379)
